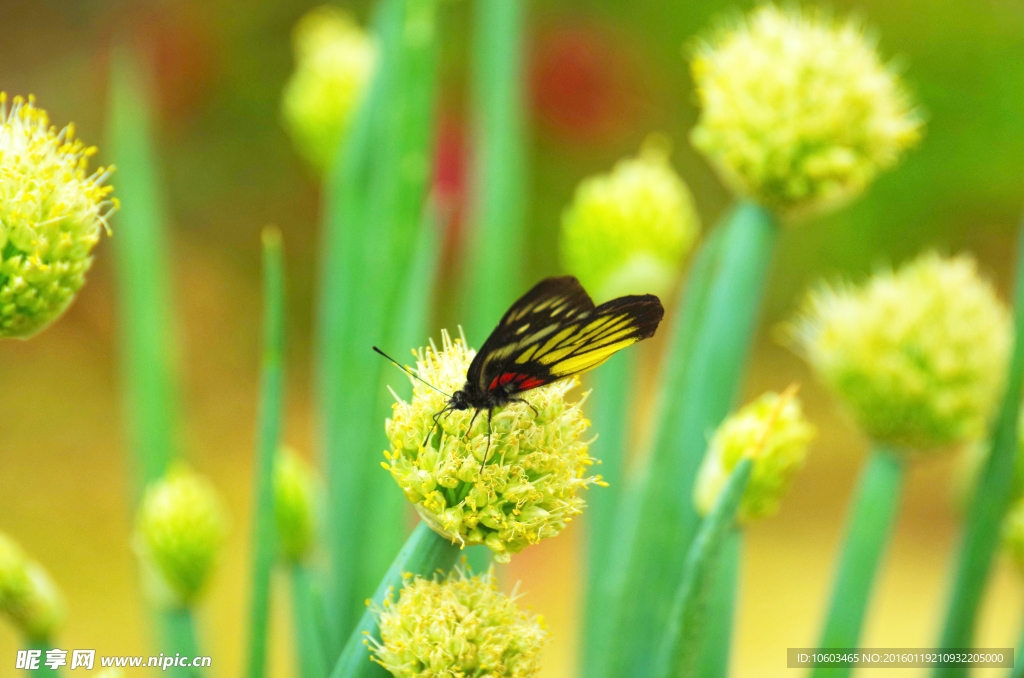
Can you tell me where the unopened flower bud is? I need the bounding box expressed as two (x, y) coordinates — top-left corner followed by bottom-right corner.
(694, 389), (815, 522)
(560, 137), (700, 300)
(136, 468), (228, 607)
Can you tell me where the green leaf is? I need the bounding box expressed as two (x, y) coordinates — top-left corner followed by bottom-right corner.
(315, 0), (440, 644)
(291, 563), (329, 678)
(697, 527), (742, 678)
(246, 229), (287, 678)
(161, 608), (203, 678)
(814, 446), (906, 678)
(585, 222), (727, 678)
(651, 457), (753, 678)
(935, 223), (1024, 676)
(461, 0), (527, 347)
(329, 522), (462, 678)
(606, 202), (778, 678)
(106, 48), (179, 498)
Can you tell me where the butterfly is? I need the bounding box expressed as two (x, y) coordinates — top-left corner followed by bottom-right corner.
(374, 275), (664, 470)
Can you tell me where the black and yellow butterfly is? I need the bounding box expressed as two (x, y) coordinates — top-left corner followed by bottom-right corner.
(375, 276), (664, 467)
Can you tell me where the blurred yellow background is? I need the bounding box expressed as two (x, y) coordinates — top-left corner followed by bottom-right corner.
(2, 0), (1024, 676)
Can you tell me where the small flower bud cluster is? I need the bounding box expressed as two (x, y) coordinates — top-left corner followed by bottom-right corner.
(370, 569), (549, 678)
(789, 252), (1010, 451)
(560, 137), (700, 300)
(694, 389), (815, 522)
(0, 532), (64, 640)
(274, 447), (320, 563)
(690, 5), (922, 217)
(281, 7), (376, 173)
(136, 469), (228, 607)
(0, 94), (116, 338)
(384, 331), (597, 563)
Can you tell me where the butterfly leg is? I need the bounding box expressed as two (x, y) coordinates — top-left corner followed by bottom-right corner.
(511, 397), (540, 418)
(478, 408), (495, 474)
(465, 407), (482, 440)
(422, 405), (452, 448)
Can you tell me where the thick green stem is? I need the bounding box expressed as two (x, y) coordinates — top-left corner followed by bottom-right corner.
(246, 230), (287, 678)
(585, 223), (728, 678)
(107, 49), (178, 497)
(607, 202), (778, 678)
(580, 350), (634, 673)
(935, 224), (1024, 676)
(329, 523), (462, 678)
(462, 0), (526, 346)
(291, 563), (329, 678)
(1013, 619), (1024, 678)
(697, 527), (742, 678)
(651, 457), (753, 678)
(161, 608), (202, 678)
(25, 638), (50, 678)
(813, 446), (906, 678)
(316, 0), (439, 645)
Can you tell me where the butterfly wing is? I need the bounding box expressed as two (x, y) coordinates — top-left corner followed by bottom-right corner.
(466, 276), (664, 396)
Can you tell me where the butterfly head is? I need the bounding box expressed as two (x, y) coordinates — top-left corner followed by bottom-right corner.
(449, 387), (472, 411)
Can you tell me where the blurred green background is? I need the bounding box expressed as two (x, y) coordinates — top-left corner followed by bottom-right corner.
(2, 0), (1023, 675)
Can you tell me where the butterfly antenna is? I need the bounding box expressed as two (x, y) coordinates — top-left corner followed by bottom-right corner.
(372, 346), (453, 398)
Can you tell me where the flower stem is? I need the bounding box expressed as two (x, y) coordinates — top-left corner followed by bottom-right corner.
(651, 457), (754, 678)
(316, 0), (440, 646)
(291, 563), (329, 678)
(106, 48), (178, 498)
(580, 351), (634, 675)
(246, 229), (287, 678)
(25, 639), (49, 678)
(697, 527), (742, 678)
(583, 221), (728, 678)
(1013, 619), (1024, 678)
(329, 522), (462, 678)
(607, 201), (777, 678)
(935, 223), (1024, 676)
(813, 446), (906, 678)
(461, 0), (526, 346)
(161, 608), (202, 677)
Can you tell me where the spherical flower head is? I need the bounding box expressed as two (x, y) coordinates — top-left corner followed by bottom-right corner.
(136, 468), (228, 607)
(689, 5), (922, 218)
(274, 447), (320, 562)
(369, 569), (550, 678)
(694, 389), (815, 522)
(0, 94), (116, 338)
(789, 252), (1010, 451)
(559, 136), (700, 300)
(384, 330), (598, 564)
(0, 533), (64, 641)
(1003, 498), (1024, 573)
(281, 7), (376, 174)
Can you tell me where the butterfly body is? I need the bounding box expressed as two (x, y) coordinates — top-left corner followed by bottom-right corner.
(376, 275), (664, 468)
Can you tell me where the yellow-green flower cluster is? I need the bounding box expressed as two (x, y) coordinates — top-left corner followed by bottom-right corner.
(0, 94), (116, 338)
(0, 532), (64, 641)
(370, 569), (549, 678)
(274, 447), (320, 562)
(694, 389), (815, 522)
(281, 6), (376, 173)
(1003, 498), (1024, 572)
(690, 5), (922, 217)
(789, 252), (1010, 451)
(136, 469), (228, 607)
(384, 331), (597, 563)
(559, 137), (700, 300)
